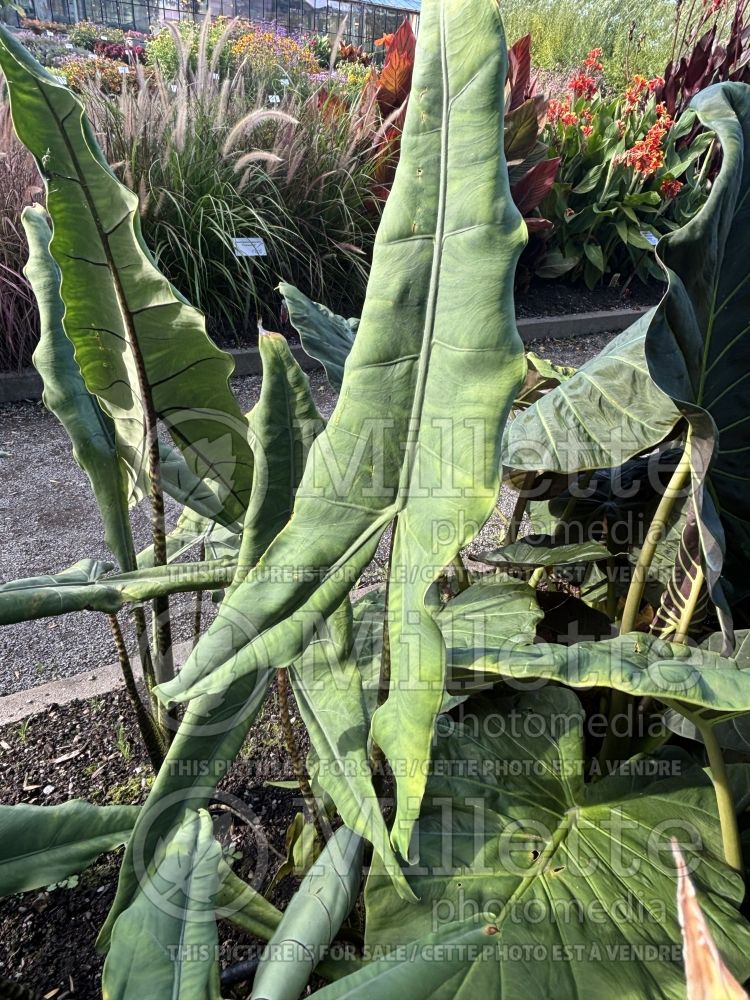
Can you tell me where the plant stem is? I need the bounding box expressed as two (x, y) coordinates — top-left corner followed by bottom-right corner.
(192, 540), (206, 649)
(276, 668), (327, 842)
(528, 565), (546, 589)
(620, 447), (691, 637)
(507, 472), (535, 542)
(698, 720), (743, 872)
(452, 553), (470, 593)
(370, 518), (396, 797)
(107, 614), (164, 770)
(673, 565), (705, 644)
(599, 446), (690, 770)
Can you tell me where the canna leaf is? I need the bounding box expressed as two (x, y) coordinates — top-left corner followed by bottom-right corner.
(251, 827), (365, 1000)
(278, 282), (358, 391)
(0, 27), (254, 526)
(0, 801), (139, 899)
(103, 809), (222, 1000)
(156, 0), (527, 862)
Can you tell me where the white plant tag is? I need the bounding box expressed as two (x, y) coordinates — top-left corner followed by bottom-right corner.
(233, 237), (267, 258)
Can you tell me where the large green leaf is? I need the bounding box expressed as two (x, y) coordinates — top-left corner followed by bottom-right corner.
(643, 83), (750, 611)
(156, 0), (527, 860)
(251, 826), (364, 1000)
(357, 688), (750, 999)
(446, 611), (750, 720)
(477, 537), (610, 568)
(233, 332), (324, 588)
(504, 310), (681, 474)
(0, 557), (237, 625)
(0, 801), (139, 898)
(315, 915), (505, 998)
(278, 282), (358, 391)
(290, 600), (414, 900)
(103, 809), (221, 1000)
(0, 27), (253, 526)
(99, 668), (273, 949)
(23, 205), (136, 572)
(102, 316), (324, 945)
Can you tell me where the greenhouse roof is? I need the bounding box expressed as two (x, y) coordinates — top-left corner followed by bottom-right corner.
(368, 0), (420, 9)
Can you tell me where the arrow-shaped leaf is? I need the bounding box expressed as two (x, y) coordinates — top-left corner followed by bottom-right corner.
(156, 0), (527, 862)
(0, 27), (254, 526)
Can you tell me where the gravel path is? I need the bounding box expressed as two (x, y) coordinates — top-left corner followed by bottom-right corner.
(0, 334), (610, 696)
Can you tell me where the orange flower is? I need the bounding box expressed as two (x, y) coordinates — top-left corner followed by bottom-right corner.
(624, 74), (649, 113)
(618, 116), (672, 176)
(583, 47), (603, 71)
(569, 70), (597, 99)
(660, 178), (684, 199)
(648, 75), (665, 91)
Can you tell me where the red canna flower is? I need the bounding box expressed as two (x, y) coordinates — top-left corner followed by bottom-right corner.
(583, 47), (603, 71)
(569, 70), (597, 99)
(581, 125), (593, 137)
(660, 178), (684, 199)
(648, 75), (665, 91)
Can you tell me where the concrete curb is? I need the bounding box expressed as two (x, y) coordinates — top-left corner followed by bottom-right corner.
(0, 640), (193, 726)
(0, 308), (649, 404)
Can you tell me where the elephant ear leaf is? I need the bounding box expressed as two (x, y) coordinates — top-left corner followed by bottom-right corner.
(504, 310), (681, 474)
(156, 0), (526, 864)
(0, 27), (253, 527)
(103, 809), (222, 1000)
(644, 82), (750, 620)
(22, 205), (136, 572)
(279, 281), (358, 391)
(0, 801), (139, 899)
(251, 827), (365, 1000)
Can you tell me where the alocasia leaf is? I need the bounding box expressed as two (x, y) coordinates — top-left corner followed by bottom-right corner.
(355, 688), (750, 999)
(232, 332), (324, 589)
(22, 205), (137, 572)
(643, 83), (750, 615)
(0, 27), (254, 526)
(251, 827), (365, 1000)
(504, 310), (681, 474)
(155, 0), (527, 860)
(0, 557), (236, 625)
(103, 809), (222, 1000)
(278, 282), (358, 391)
(0, 801), (139, 899)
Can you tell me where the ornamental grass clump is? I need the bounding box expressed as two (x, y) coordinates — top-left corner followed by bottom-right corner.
(0, 101), (41, 370)
(82, 19), (377, 341)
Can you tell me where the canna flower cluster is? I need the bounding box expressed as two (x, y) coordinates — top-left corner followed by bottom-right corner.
(583, 47), (603, 71)
(548, 98), (578, 126)
(617, 105), (673, 176)
(660, 178), (684, 198)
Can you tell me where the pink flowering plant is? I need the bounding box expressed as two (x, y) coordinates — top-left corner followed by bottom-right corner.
(538, 49), (713, 287)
